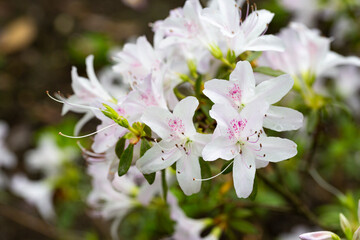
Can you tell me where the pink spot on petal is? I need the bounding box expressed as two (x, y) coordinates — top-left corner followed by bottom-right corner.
(227, 118), (247, 140)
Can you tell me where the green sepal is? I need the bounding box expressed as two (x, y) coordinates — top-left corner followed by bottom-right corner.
(209, 44), (223, 59)
(226, 49), (236, 64)
(118, 143), (134, 176)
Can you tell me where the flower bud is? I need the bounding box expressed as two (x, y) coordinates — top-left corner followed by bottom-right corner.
(299, 231), (340, 240)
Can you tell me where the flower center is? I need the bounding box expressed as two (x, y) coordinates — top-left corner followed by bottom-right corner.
(168, 117), (185, 135)
(227, 83), (243, 108)
(227, 118), (247, 140)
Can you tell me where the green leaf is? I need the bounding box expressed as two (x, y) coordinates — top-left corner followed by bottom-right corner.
(144, 125), (152, 138)
(118, 143), (134, 176)
(140, 139), (156, 184)
(199, 157), (211, 194)
(246, 51), (262, 62)
(195, 75), (203, 98)
(253, 66), (285, 77)
(221, 161), (233, 175)
(140, 139), (152, 157)
(249, 175), (258, 201)
(143, 173), (156, 185)
(230, 220), (257, 234)
(161, 169), (168, 201)
(115, 137), (126, 160)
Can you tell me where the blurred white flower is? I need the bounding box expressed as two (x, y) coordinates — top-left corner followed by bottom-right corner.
(24, 133), (77, 177)
(10, 174), (55, 220)
(0, 121), (17, 188)
(259, 22), (360, 89)
(167, 193), (219, 240)
(87, 162), (165, 239)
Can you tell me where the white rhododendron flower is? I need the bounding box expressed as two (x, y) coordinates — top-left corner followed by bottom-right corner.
(203, 61), (303, 131)
(259, 22), (360, 87)
(202, 102), (297, 198)
(136, 97), (210, 195)
(202, 0), (284, 55)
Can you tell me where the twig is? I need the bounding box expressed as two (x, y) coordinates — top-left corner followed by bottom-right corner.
(257, 171), (329, 230)
(0, 203), (82, 240)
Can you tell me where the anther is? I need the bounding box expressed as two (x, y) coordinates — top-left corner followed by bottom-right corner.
(177, 171), (180, 174)
(161, 150), (164, 153)
(161, 157), (165, 161)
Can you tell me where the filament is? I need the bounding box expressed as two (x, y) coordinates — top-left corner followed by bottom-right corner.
(46, 91), (100, 111)
(59, 123), (117, 139)
(77, 141), (105, 157)
(193, 161), (234, 182)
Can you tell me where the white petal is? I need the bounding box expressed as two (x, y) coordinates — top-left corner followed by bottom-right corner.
(230, 61), (256, 99)
(263, 106), (303, 131)
(254, 74), (294, 104)
(246, 35), (285, 52)
(202, 136), (237, 161)
(257, 137), (297, 162)
(203, 79), (234, 105)
(241, 10), (274, 41)
(191, 133), (212, 156)
(299, 231), (335, 240)
(255, 159), (269, 169)
(209, 103), (239, 128)
(318, 51), (360, 76)
(141, 107), (173, 139)
(176, 155), (201, 196)
(136, 141), (182, 174)
(239, 99), (269, 137)
(173, 96), (198, 136)
(233, 149), (256, 198)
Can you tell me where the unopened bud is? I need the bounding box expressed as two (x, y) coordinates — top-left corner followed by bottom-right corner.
(209, 44), (223, 59)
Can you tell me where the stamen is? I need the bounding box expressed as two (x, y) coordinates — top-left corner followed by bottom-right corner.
(248, 143), (262, 151)
(242, 157), (251, 169)
(246, 0), (250, 18)
(260, 24), (269, 36)
(59, 123), (117, 139)
(46, 91), (100, 111)
(193, 161), (234, 182)
(77, 141), (105, 157)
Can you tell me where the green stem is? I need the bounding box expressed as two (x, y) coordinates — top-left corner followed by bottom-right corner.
(257, 171), (329, 230)
(161, 169), (168, 202)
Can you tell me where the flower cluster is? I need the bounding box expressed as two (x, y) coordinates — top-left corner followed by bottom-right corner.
(47, 0), (360, 238)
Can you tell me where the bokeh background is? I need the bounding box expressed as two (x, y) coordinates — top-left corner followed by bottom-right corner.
(1, 0), (360, 239)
